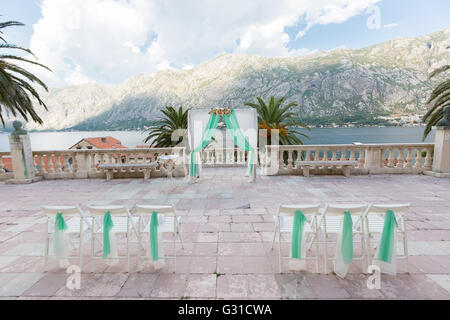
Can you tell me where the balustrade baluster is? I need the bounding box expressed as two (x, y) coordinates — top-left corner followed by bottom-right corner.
(396, 148), (405, 168)
(387, 148), (395, 167)
(414, 148), (422, 169)
(287, 150), (293, 169)
(405, 148), (413, 168)
(424, 147), (433, 170)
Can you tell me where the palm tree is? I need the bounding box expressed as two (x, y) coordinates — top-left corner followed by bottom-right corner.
(0, 19), (51, 126)
(245, 96), (310, 145)
(422, 46), (450, 140)
(143, 106), (189, 147)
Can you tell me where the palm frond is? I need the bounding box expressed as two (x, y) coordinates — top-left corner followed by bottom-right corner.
(245, 96), (309, 145)
(0, 19), (50, 126)
(143, 106), (189, 147)
(423, 49), (450, 140)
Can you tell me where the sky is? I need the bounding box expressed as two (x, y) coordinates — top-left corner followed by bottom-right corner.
(1, 0), (449, 88)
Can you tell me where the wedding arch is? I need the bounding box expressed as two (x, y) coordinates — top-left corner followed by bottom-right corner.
(187, 108), (258, 182)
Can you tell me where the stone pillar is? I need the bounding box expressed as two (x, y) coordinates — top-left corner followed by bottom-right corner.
(430, 126), (450, 177)
(75, 151), (89, 178)
(364, 146), (382, 174)
(426, 106), (450, 178)
(6, 121), (42, 184)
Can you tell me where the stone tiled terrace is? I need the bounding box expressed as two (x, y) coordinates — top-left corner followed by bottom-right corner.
(0, 167), (450, 299)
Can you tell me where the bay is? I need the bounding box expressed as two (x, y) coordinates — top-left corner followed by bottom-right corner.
(0, 127), (435, 152)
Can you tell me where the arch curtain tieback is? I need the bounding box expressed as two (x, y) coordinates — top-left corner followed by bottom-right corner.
(102, 211), (114, 259)
(150, 211), (159, 261)
(223, 110), (255, 177)
(54, 212), (68, 257)
(190, 114), (220, 177)
(341, 211), (354, 264)
(291, 210), (306, 259)
(378, 210), (398, 263)
(334, 210), (354, 278)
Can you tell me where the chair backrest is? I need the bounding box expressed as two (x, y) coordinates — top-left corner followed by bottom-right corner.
(87, 205), (129, 216)
(41, 205), (83, 218)
(134, 204), (176, 217)
(322, 204), (368, 217)
(366, 203), (410, 216)
(278, 204), (320, 216)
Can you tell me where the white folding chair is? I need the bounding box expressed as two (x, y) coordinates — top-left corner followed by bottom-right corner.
(134, 204), (184, 273)
(364, 203), (410, 273)
(41, 205), (90, 271)
(271, 204), (321, 273)
(320, 204), (368, 274)
(87, 205), (139, 273)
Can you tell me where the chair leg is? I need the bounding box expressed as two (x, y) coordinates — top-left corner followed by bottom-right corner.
(314, 233), (320, 274)
(173, 232), (177, 273)
(271, 220), (278, 250)
(278, 229), (282, 273)
(44, 234), (49, 272)
(177, 225), (184, 249)
(79, 236), (83, 271)
(403, 232), (410, 274)
(306, 234), (314, 251)
(324, 233), (329, 274)
(90, 233), (94, 273)
(126, 233), (130, 273)
(366, 232), (373, 267)
(360, 232), (367, 273)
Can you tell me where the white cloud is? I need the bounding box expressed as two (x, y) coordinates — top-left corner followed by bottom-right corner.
(28, 0), (380, 87)
(384, 23), (399, 29)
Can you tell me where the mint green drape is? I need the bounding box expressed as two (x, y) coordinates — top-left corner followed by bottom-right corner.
(223, 110), (255, 176)
(54, 212), (68, 256)
(150, 211), (159, 261)
(102, 211), (114, 259)
(291, 210), (306, 259)
(378, 210), (398, 263)
(341, 211), (353, 264)
(190, 114), (220, 177)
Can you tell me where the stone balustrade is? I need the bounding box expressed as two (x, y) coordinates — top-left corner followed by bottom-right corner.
(0, 143), (437, 180)
(201, 148), (249, 167)
(260, 143), (434, 176)
(0, 147), (186, 180)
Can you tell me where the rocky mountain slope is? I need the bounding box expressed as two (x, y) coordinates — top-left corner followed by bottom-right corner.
(22, 29), (450, 130)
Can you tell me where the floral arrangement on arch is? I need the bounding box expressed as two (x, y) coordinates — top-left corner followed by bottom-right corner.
(208, 107), (232, 116)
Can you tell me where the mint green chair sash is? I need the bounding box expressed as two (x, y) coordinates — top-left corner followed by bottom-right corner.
(102, 211), (114, 259)
(150, 211), (159, 261)
(54, 212), (68, 256)
(378, 210), (398, 263)
(291, 210), (307, 259)
(223, 110), (255, 175)
(190, 114), (220, 177)
(341, 211), (353, 264)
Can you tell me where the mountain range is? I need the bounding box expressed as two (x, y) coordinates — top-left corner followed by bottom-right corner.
(17, 29), (450, 131)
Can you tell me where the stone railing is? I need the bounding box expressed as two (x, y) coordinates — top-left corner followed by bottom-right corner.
(201, 148), (250, 167)
(260, 143), (434, 176)
(1, 147), (186, 180)
(0, 143), (436, 180)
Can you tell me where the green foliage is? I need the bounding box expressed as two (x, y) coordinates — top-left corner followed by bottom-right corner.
(423, 47), (450, 140)
(0, 19), (51, 125)
(245, 96), (310, 145)
(143, 106), (189, 147)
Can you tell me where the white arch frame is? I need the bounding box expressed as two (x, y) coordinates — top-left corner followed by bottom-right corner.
(187, 108), (258, 181)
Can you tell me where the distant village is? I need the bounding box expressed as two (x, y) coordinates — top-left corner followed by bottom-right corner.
(312, 114), (424, 128)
